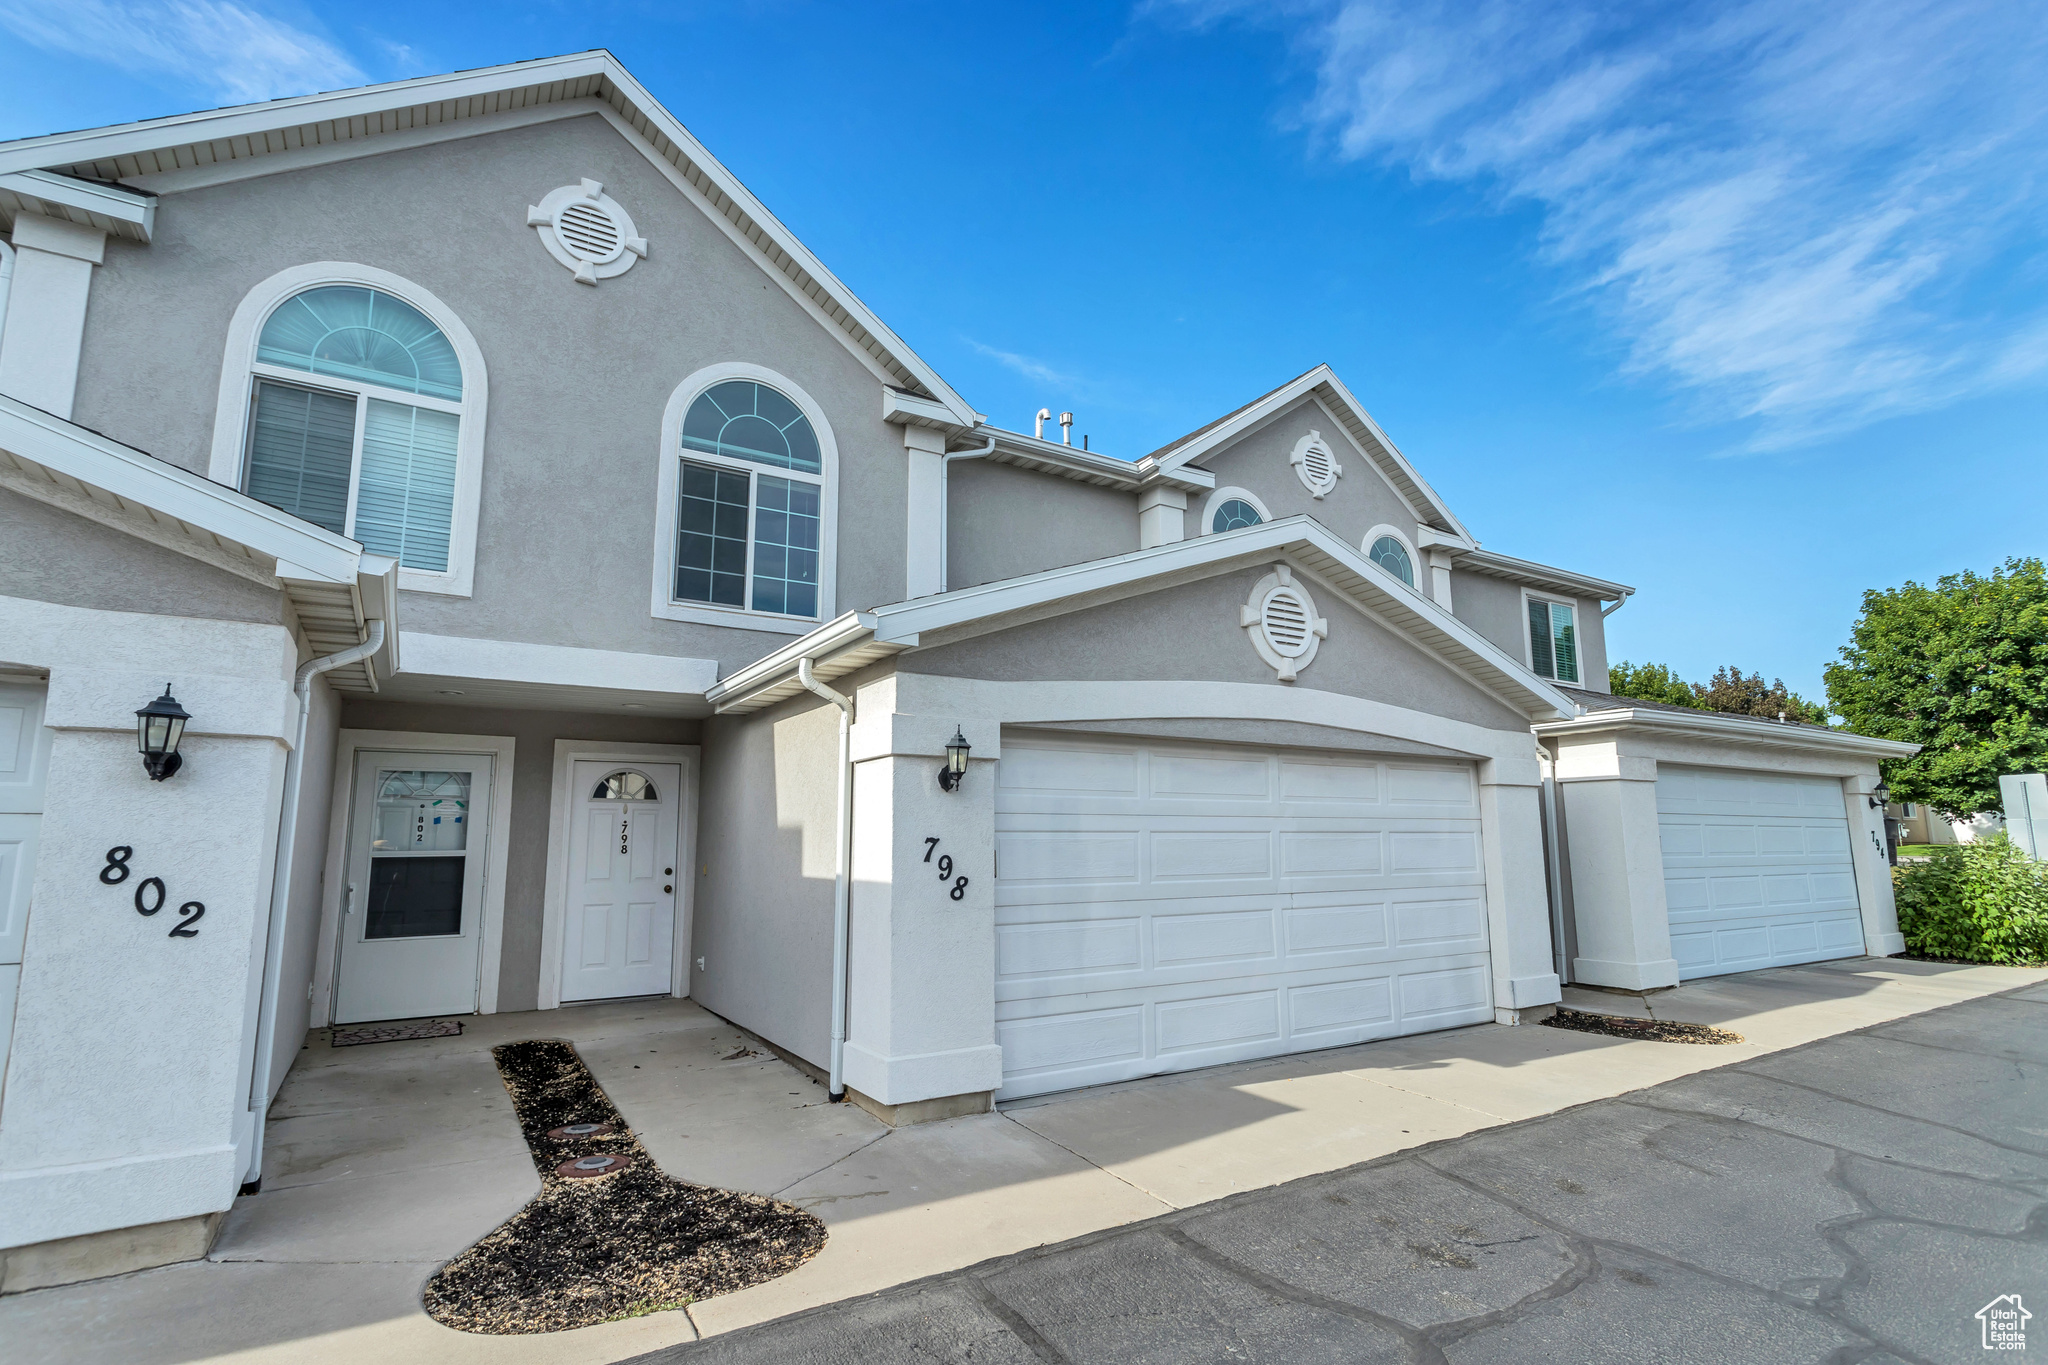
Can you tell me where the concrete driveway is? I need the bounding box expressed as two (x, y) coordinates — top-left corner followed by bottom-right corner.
(641, 979), (2048, 1364)
(2, 959), (2040, 1362)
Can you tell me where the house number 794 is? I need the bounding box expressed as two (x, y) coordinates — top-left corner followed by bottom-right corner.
(922, 836), (969, 901)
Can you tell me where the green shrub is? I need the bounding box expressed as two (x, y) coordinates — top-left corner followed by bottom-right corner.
(1892, 835), (2048, 964)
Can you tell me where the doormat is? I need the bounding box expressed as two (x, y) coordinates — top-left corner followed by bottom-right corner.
(423, 1039), (825, 1334)
(1540, 1007), (1743, 1045)
(330, 1020), (464, 1047)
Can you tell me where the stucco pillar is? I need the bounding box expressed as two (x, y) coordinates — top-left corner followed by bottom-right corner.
(1137, 486), (1187, 548)
(1552, 734), (1680, 990)
(0, 213), (106, 420)
(1425, 549), (1456, 611)
(1842, 772), (1907, 956)
(1477, 754), (1562, 1021)
(842, 699), (1004, 1112)
(902, 426), (947, 600)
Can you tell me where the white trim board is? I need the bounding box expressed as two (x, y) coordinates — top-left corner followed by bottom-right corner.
(399, 633), (717, 695)
(537, 740), (700, 1011)
(310, 729), (517, 1025)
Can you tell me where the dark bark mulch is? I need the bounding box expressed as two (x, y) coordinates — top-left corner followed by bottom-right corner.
(422, 1039), (826, 1334)
(1539, 1007), (1744, 1045)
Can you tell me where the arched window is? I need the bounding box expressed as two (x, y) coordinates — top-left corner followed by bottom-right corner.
(1212, 499), (1264, 533)
(591, 770), (658, 801)
(210, 265), (487, 597)
(658, 367), (837, 627)
(1368, 535), (1415, 587)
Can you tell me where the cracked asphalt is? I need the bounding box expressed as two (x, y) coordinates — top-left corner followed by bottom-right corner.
(633, 983), (2048, 1365)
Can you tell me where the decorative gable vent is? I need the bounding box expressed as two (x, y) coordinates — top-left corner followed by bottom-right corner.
(1240, 564), (1329, 682)
(528, 179), (647, 285)
(1290, 430), (1343, 499)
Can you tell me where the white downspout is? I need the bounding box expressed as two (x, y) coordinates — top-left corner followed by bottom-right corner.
(938, 434), (996, 594)
(1601, 588), (1634, 618)
(243, 619), (385, 1192)
(796, 656), (855, 1101)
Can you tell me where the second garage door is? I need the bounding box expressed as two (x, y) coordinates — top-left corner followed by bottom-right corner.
(1657, 765), (1864, 980)
(994, 735), (1494, 1100)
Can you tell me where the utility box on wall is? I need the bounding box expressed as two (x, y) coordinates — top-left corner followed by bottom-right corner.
(1999, 773), (2048, 860)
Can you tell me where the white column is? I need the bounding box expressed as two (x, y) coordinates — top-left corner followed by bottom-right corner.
(1477, 755), (1562, 1021)
(1843, 772), (1906, 956)
(1553, 734), (1680, 990)
(1426, 549), (1456, 611)
(842, 699), (1004, 1108)
(1136, 486), (1187, 549)
(903, 426), (947, 600)
(0, 213), (107, 420)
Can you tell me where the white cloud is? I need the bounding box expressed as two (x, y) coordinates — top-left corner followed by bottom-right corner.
(1153, 0), (2048, 449)
(965, 338), (1084, 389)
(0, 0), (364, 104)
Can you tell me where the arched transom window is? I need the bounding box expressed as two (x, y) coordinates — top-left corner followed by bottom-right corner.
(1212, 498), (1264, 533)
(242, 285), (468, 573)
(1368, 535), (1415, 587)
(591, 770), (659, 801)
(674, 380), (824, 618)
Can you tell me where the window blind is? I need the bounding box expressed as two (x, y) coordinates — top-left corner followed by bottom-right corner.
(356, 400), (459, 572)
(1528, 599), (1579, 683)
(245, 381), (355, 534)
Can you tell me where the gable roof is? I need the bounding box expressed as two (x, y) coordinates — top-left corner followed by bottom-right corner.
(0, 393), (396, 691)
(0, 51), (977, 427)
(1146, 365), (1472, 541)
(708, 513), (1575, 721)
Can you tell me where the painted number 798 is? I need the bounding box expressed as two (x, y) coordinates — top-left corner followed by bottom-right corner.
(922, 836), (969, 901)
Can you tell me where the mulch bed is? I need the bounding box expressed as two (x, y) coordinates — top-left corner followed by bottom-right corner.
(1539, 1007), (1744, 1045)
(422, 1039), (826, 1334)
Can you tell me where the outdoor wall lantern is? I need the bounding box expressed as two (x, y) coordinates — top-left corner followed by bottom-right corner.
(1868, 779), (1892, 810)
(136, 685), (191, 782)
(938, 727), (972, 792)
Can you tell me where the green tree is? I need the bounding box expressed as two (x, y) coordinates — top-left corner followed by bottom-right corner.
(1694, 665), (1830, 725)
(1609, 661), (1705, 708)
(1826, 557), (2048, 817)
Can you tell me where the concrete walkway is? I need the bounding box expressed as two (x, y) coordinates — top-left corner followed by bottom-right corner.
(2, 957), (2041, 1362)
(643, 978), (2048, 1365)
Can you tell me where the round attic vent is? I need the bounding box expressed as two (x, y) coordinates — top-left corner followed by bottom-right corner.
(527, 179), (647, 286)
(1240, 565), (1328, 681)
(1291, 430), (1343, 498)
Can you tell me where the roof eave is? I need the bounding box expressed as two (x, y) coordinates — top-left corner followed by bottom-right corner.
(1535, 706), (1920, 758)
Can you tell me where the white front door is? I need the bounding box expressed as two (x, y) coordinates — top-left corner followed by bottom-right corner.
(0, 682), (52, 1095)
(995, 736), (1494, 1100)
(561, 761), (681, 1002)
(334, 751), (493, 1024)
(1657, 764), (1864, 979)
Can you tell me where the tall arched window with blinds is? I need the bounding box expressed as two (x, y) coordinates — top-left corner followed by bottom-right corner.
(242, 285), (468, 574)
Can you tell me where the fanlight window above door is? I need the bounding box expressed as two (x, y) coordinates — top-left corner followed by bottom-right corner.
(592, 770), (659, 801)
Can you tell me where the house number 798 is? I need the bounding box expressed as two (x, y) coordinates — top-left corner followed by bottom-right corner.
(922, 836), (969, 901)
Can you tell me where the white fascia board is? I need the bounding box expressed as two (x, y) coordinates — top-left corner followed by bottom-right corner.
(1310, 368), (1471, 542)
(982, 428), (1213, 493)
(867, 515), (1576, 717)
(0, 171), (155, 241)
(400, 633), (718, 696)
(0, 394), (362, 583)
(883, 389), (971, 432)
(704, 611), (892, 703)
(1455, 548), (1634, 601)
(1534, 706), (1921, 759)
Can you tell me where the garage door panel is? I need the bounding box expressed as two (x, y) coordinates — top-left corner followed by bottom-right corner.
(1387, 764), (1475, 806)
(1157, 989), (1280, 1054)
(1393, 894), (1487, 947)
(1150, 752), (1272, 800)
(1000, 745), (1140, 798)
(996, 917), (1143, 980)
(1279, 759), (1380, 804)
(1284, 898), (1390, 954)
(996, 828), (1141, 885)
(1151, 829), (1272, 881)
(1389, 829), (1482, 874)
(1280, 830), (1383, 877)
(1657, 765), (1863, 980)
(1289, 977), (1394, 1036)
(1153, 908), (1277, 967)
(1399, 964), (1493, 1022)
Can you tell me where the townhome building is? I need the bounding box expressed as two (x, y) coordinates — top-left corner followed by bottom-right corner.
(0, 51), (1914, 1287)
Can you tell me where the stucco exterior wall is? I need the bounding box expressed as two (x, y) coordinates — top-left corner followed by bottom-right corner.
(1192, 396), (1421, 547)
(1449, 568), (1610, 692)
(70, 113), (907, 671)
(691, 691), (841, 1069)
(265, 671), (339, 1102)
(335, 699), (700, 1013)
(901, 565), (1533, 734)
(945, 460), (1139, 590)
(0, 486), (287, 626)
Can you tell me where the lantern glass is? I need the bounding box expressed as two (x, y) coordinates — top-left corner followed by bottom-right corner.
(135, 686), (192, 780)
(946, 730), (970, 775)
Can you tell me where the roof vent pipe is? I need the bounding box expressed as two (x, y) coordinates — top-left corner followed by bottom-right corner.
(1034, 408), (1051, 439)
(1059, 412), (1073, 445)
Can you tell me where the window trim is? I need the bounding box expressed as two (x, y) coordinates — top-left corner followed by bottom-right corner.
(651, 362), (838, 633)
(208, 263), (488, 597)
(1198, 485), (1273, 535)
(1361, 524), (1419, 591)
(1520, 587), (1582, 684)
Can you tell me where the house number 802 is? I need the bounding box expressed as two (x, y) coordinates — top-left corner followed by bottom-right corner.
(99, 846), (205, 938)
(921, 837), (970, 901)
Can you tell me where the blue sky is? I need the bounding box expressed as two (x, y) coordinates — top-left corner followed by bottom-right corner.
(4, 1), (2045, 703)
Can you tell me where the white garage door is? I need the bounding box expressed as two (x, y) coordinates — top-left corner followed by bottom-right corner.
(994, 735), (1493, 1100)
(1657, 765), (1864, 980)
(0, 682), (52, 1102)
